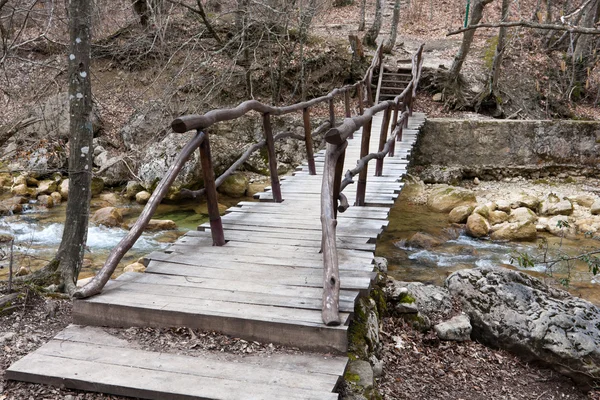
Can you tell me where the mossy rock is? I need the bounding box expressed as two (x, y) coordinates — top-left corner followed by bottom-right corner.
(217, 173), (249, 198)
(91, 177), (104, 196)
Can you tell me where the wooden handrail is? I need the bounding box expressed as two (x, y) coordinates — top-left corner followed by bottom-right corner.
(319, 43), (424, 325)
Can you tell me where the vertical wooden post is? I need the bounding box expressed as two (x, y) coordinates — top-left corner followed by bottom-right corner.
(355, 117), (372, 206)
(199, 130), (225, 246)
(357, 84), (364, 115)
(366, 77), (374, 107)
(303, 107), (316, 175)
(389, 102), (399, 156)
(263, 113), (282, 203)
(332, 144), (346, 219)
(329, 98), (335, 128)
(344, 91), (353, 139)
(407, 84), (414, 116)
(375, 107), (391, 177)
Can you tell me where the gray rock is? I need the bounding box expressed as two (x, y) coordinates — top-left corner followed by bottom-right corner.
(434, 314), (472, 341)
(346, 360), (374, 389)
(495, 199), (512, 213)
(546, 215), (572, 236)
(0, 332), (15, 343)
(373, 256), (388, 273)
(591, 199), (600, 215)
(386, 279), (453, 319)
(369, 356), (384, 378)
(539, 196), (573, 216)
(509, 207), (537, 224)
(446, 266), (600, 387)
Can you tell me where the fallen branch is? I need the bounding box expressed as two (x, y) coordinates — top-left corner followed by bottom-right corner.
(447, 21), (600, 36)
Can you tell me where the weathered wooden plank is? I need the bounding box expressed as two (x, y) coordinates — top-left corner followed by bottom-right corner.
(201, 221), (385, 239)
(110, 272), (360, 303)
(7, 353), (340, 400)
(145, 260), (376, 289)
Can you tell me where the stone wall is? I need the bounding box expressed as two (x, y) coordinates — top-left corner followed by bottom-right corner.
(409, 119), (600, 183)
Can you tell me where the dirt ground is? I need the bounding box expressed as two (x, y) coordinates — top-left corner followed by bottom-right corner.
(1, 287), (599, 399)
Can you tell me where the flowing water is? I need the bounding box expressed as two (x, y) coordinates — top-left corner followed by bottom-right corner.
(376, 187), (600, 305)
(0, 193), (250, 281)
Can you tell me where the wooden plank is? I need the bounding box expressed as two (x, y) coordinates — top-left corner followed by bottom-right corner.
(201, 221), (385, 239)
(111, 272), (360, 303)
(54, 325), (349, 377)
(73, 296), (350, 353)
(145, 260), (376, 290)
(7, 353), (339, 400)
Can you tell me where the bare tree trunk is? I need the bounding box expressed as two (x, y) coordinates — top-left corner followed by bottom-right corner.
(358, 0), (367, 31)
(383, 0), (401, 53)
(571, 0), (600, 99)
(447, 0), (495, 81)
(57, 0), (94, 294)
(489, 0), (509, 95)
(364, 0), (384, 47)
(195, 0), (221, 44)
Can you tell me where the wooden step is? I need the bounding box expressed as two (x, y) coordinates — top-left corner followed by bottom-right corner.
(7, 325), (346, 400)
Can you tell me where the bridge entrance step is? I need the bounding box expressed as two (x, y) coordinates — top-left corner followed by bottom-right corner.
(7, 325), (346, 400)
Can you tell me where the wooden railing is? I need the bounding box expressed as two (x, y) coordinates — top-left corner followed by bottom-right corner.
(74, 42), (424, 324)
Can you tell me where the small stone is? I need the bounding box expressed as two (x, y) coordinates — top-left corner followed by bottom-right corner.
(16, 266), (30, 276)
(59, 179), (69, 200)
(50, 191), (62, 205)
(373, 256), (388, 273)
(370, 356), (384, 378)
(145, 219), (177, 231)
(473, 177), (480, 185)
(395, 302), (418, 314)
(125, 181), (144, 200)
(124, 262), (146, 273)
(0, 332), (16, 343)
(136, 191), (151, 204)
(407, 232), (442, 249)
(432, 93), (443, 102)
(591, 200), (600, 215)
(91, 206), (123, 227)
(346, 360), (374, 389)
(434, 314), (472, 341)
(11, 183), (34, 197)
(37, 194), (54, 208)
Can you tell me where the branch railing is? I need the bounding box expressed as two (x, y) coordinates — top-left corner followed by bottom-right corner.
(320, 44), (424, 325)
(73, 42), (386, 299)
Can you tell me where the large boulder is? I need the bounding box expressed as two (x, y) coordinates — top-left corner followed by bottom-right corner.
(120, 101), (170, 151)
(427, 185), (476, 213)
(489, 221), (537, 241)
(539, 195), (573, 216)
(446, 266), (600, 387)
(465, 213), (490, 238)
(217, 173), (248, 198)
(509, 207), (538, 224)
(385, 279), (453, 320)
(406, 232), (443, 249)
(91, 207), (123, 227)
(448, 204), (474, 224)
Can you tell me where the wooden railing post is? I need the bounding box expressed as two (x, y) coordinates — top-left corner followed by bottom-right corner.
(357, 84), (365, 116)
(366, 78), (374, 107)
(198, 130), (225, 246)
(375, 107), (391, 176)
(333, 143), (346, 219)
(303, 107), (316, 175)
(389, 102), (400, 156)
(329, 98), (335, 128)
(263, 113), (282, 202)
(344, 91), (353, 139)
(355, 117), (372, 206)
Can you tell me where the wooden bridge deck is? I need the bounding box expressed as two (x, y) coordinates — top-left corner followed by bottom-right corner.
(6, 112), (425, 399)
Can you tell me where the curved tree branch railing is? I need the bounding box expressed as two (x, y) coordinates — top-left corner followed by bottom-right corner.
(320, 44), (424, 325)
(74, 43), (386, 299)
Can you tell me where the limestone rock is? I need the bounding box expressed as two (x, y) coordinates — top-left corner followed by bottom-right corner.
(591, 200), (600, 215)
(569, 194), (596, 208)
(546, 215), (573, 236)
(466, 213), (490, 238)
(346, 360), (374, 389)
(37, 194), (54, 208)
(446, 266), (600, 387)
(373, 256), (388, 273)
(385, 279), (453, 320)
(36, 180), (57, 195)
(50, 192), (62, 205)
(427, 185), (476, 213)
(91, 207), (123, 227)
(124, 262), (146, 273)
(473, 204), (490, 219)
(495, 199), (511, 213)
(407, 232), (442, 249)
(11, 184), (34, 197)
(509, 207), (538, 224)
(217, 173), (249, 198)
(432, 93), (443, 102)
(516, 194), (540, 210)
(59, 179), (69, 200)
(434, 314), (472, 341)
(99, 192), (121, 205)
(490, 221), (537, 242)
(488, 210), (508, 225)
(145, 219), (177, 231)
(448, 204), (474, 224)
(12, 175), (27, 186)
(539, 196), (573, 216)
(125, 181), (144, 200)
(135, 191), (151, 204)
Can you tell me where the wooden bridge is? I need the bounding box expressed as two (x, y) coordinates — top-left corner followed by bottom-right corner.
(6, 44), (425, 399)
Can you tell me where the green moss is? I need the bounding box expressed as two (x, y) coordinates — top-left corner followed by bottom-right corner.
(533, 179), (550, 185)
(483, 36), (499, 70)
(370, 286), (387, 317)
(398, 292), (415, 304)
(344, 372), (361, 383)
(563, 176), (576, 184)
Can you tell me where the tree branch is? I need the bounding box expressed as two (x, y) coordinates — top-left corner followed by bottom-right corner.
(447, 20), (600, 36)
